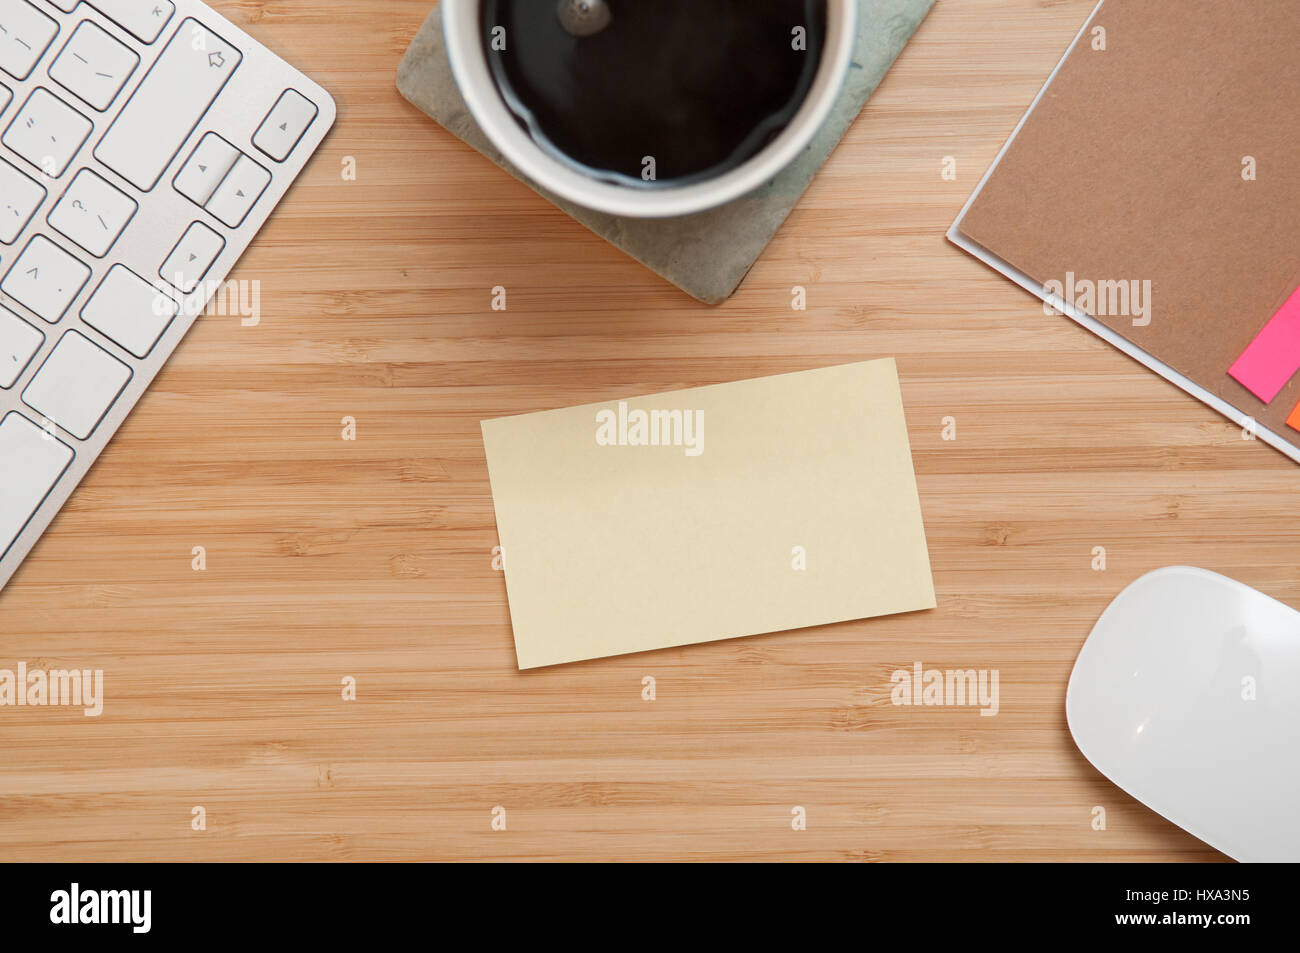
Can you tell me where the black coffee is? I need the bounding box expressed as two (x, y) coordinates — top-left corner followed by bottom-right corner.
(481, 0), (827, 187)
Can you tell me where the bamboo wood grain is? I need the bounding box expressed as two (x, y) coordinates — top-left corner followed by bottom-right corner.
(0, 0), (1261, 861)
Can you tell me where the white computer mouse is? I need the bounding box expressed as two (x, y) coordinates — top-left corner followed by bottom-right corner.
(1066, 566), (1300, 862)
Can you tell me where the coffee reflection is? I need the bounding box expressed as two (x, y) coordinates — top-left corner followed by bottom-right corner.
(482, 0), (827, 188)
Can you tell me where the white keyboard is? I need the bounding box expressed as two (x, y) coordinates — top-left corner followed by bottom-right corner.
(0, 0), (334, 590)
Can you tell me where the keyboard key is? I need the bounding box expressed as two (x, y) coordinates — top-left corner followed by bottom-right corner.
(0, 412), (73, 559)
(206, 155), (270, 228)
(0, 81), (11, 115)
(2, 234), (91, 323)
(0, 0), (59, 81)
(0, 304), (42, 387)
(253, 89), (318, 162)
(83, 0), (175, 44)
(173, 132), (239, 207)
(23, 330), (130, 439)
(81, 264), (176, 358)
(0, 155), (45, 243)
(160, 221), (224, 293)
(48, 167), (137, 257)
(49, 19), (139, 111)
(2, 87), (92, 177)
(94, 18), (241, 191)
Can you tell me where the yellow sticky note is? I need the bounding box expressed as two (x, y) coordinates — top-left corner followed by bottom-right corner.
(481, 359), (936, 669)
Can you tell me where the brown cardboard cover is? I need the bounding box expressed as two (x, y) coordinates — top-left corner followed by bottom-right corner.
(959, 0), (1300, 445)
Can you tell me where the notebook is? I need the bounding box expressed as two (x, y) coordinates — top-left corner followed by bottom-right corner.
(481, 359), (936, 669)
(949, 0), (1300, 463)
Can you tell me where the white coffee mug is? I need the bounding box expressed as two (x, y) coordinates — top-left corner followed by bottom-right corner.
(442, 0), (857, 219)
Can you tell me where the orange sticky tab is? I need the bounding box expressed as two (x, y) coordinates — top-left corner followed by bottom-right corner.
(1288, 401), (1300, 433)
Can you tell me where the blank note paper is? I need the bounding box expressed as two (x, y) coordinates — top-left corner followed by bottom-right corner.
(481, 359), (936, 669)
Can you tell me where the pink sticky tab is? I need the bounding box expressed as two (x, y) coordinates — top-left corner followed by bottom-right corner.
(1230, 284), (1300, 403)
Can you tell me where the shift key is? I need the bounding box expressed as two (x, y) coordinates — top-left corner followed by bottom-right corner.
(94, 19), (241, 191)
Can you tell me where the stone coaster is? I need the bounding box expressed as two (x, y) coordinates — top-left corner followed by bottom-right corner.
(397, 0), (934, 303)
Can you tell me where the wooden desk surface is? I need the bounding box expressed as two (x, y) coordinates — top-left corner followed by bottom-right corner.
(4, 0), (1274, 862)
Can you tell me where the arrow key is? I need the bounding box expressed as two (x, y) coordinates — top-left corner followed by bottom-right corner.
(253, 89), (318, 162)
(173, 132), (240, 207)
(205, 154), (270, 228)
(160, 221), (224, 294)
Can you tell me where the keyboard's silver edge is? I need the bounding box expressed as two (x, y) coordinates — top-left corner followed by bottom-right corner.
(0, 0), (337, 591)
